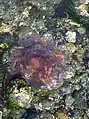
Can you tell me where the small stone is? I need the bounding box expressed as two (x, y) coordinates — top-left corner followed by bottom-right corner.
(9, 87), (33, 107)
(73, 91), (87, 109)
(21, 108), (39, 119)
(65, 66), (75, 79)
(77, 27), (86, 35)
(0, 111), (2, 119)
(66, 31), (76, 43)
(18, 26), (37, 39)
(43, 32), (52, 40)
(65, 43), (76, 53)
(80, 10), (89, 16)
(22, 8), (29, 18)
(55, 112), (69, 119)
(41, 112), (55, 119)
(0, 21), (16, 33)
(2, 108), (11, 119)
(65, 95), (75, 107)
(41, 99), (55, 110)
(0, 32), (12, 43)
(79, 4), (88, 11)
(74, 46), (84, 62)
(60, 84), (80, 95)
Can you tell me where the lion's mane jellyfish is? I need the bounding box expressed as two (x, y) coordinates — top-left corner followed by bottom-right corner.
(11, 35), (68, 89)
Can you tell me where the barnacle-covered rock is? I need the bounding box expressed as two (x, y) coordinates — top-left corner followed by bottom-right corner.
(65, 31), (76, 43)
(9, 87), (33, 108)
(55, 109), (69, 119)
(65, 43), (76, 53)
(10, 35), (69, 89)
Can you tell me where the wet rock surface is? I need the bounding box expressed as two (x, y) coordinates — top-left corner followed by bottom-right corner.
(0, 0), (89, 119)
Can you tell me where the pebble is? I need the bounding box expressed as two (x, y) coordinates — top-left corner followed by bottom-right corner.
(66, 43), (76, 53)
(65, 95), (75, 107)
(66, 31), (76, 43)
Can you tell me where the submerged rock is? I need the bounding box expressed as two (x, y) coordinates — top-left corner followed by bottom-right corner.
(21, 108), (39, 119)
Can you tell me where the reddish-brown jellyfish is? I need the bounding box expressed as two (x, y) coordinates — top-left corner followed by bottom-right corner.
(11, 35), (67, 89)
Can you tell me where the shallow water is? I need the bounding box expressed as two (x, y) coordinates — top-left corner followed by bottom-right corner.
(0, 0), (89, 119)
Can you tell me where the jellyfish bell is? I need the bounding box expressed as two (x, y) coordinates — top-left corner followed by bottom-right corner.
(10, 35), (68, 89)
